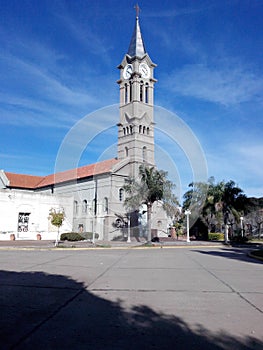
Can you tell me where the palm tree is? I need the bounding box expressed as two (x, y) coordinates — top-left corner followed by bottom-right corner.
(202, 179), (225, 232)
(183, 181), (209, 227)
(183, 178), (248, 242)
(124, 165), (178, 242)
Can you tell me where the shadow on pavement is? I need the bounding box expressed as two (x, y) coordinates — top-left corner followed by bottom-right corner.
(192, 247), (263, 265)
(0, 270), (262, 350)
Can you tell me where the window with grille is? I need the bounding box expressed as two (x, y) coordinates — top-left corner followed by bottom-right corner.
(18, 212), (30, 232)
(119, 188), (124, 201)
(82, 200), (88, 214)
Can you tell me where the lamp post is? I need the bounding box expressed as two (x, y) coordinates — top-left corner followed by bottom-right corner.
(240, 216), (244, 237)
(185, 209), (191, 243)
(127, 213), (131, 243)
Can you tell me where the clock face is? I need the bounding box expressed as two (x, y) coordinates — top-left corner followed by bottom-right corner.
(139, 63), (150, 78)
(123, 64), (133, 79)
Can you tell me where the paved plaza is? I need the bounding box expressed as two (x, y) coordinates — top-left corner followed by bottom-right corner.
(0, 245), (262, 349)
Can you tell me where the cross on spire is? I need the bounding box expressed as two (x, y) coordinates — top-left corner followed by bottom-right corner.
(134, 3), (140, 18)
(127, 3), (146, 57)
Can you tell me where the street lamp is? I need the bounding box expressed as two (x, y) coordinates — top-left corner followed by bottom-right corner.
(127, 213), (131, 243)
(240, 216), (244, 237)
(185, 209), (191, 243)
(92, 218), (97, 244)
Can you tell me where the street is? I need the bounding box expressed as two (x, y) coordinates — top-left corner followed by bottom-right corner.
(0, 246), (262, 349)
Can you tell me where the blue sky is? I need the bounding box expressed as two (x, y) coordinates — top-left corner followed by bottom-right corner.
(1, 0), (262, 200)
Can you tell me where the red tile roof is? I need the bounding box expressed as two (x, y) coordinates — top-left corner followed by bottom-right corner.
(5, 172), (44, 189)
(6, 158), (119, 189)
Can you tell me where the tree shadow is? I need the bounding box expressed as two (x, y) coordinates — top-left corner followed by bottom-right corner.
(0, 270), (262, 350)
(192, 247), (263, 265)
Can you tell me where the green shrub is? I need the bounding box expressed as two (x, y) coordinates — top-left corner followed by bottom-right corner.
(111, 235), (126, 241)
(231, 235), (248, 244)
(60, 232), (85, 241)
(60, 232), (99, 241)
(208, 232), (224, 241)
(81, 232), (99, 240)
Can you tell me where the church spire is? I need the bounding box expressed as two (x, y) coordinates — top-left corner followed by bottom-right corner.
(117, 4), (156, 167)
(127, 4), (146, 58)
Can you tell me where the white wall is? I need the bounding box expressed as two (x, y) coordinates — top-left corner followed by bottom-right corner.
(0, 189), (72, 240)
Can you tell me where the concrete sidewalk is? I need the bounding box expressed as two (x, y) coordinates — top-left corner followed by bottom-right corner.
(0, 238), (227, 250)
(0, 238), (262, 251)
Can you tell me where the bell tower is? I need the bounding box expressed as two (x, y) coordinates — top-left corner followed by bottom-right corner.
(117, 7), (157, 175)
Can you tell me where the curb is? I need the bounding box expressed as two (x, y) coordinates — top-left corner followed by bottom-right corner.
(248, 250), (263, 262)
(0, 244), (224, 251)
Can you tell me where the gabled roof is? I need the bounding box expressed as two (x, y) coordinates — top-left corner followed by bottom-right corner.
(37, 158), (119, 188)
(5, 158), (119, 190)
(0, 170), (10, 188)
(5, 173), (44, 189)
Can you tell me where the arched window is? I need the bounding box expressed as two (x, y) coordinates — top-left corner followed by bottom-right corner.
(147, 127), (150, 135)
(124, 83), (128, 104)
(92, 199), (96, 215)
(139, 125), (142, 133)
(130, 125), (133, 134)
(74, 200), (78, 215)
(143, 126), (146, 134)
(129, 81), (132, 101)
(142, 146), (147, 162)
(103, 197), (109, 214)
(125, 147), (129, 157)
(126, 126), (129, 134)
(78, 224), (84, 233)
(119, 188), (124, 202)
(145, 83), (149, 103)
(123, 128), (126, 135)
(140, 81), (143, 102)
(82, 200), (88, 214)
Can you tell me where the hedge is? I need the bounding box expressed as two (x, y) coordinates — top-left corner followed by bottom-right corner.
(82, 232), (99, 240)
(231, 235), (248, 243)
(208, 232), (224, 241)
(60, 232), (85, 241)
(60, 232), (99, 241)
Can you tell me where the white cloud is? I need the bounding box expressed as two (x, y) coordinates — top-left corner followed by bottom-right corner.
(243, 186), (263, 198)
(54, 11), (112, 63)
(0, 48), (106, 128)
(236, 144), (263, 178)
(163, 63), (263, 106)
(0, 153), (25, 160)
(205, 141), (263, 198)
(146, 3), (217, 18)
(1, 52), (96, 105)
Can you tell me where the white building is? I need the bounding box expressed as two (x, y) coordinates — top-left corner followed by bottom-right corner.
(0, 13), (168, 241)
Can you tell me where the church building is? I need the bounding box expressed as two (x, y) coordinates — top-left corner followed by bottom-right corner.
(0, 12), (168, 241)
